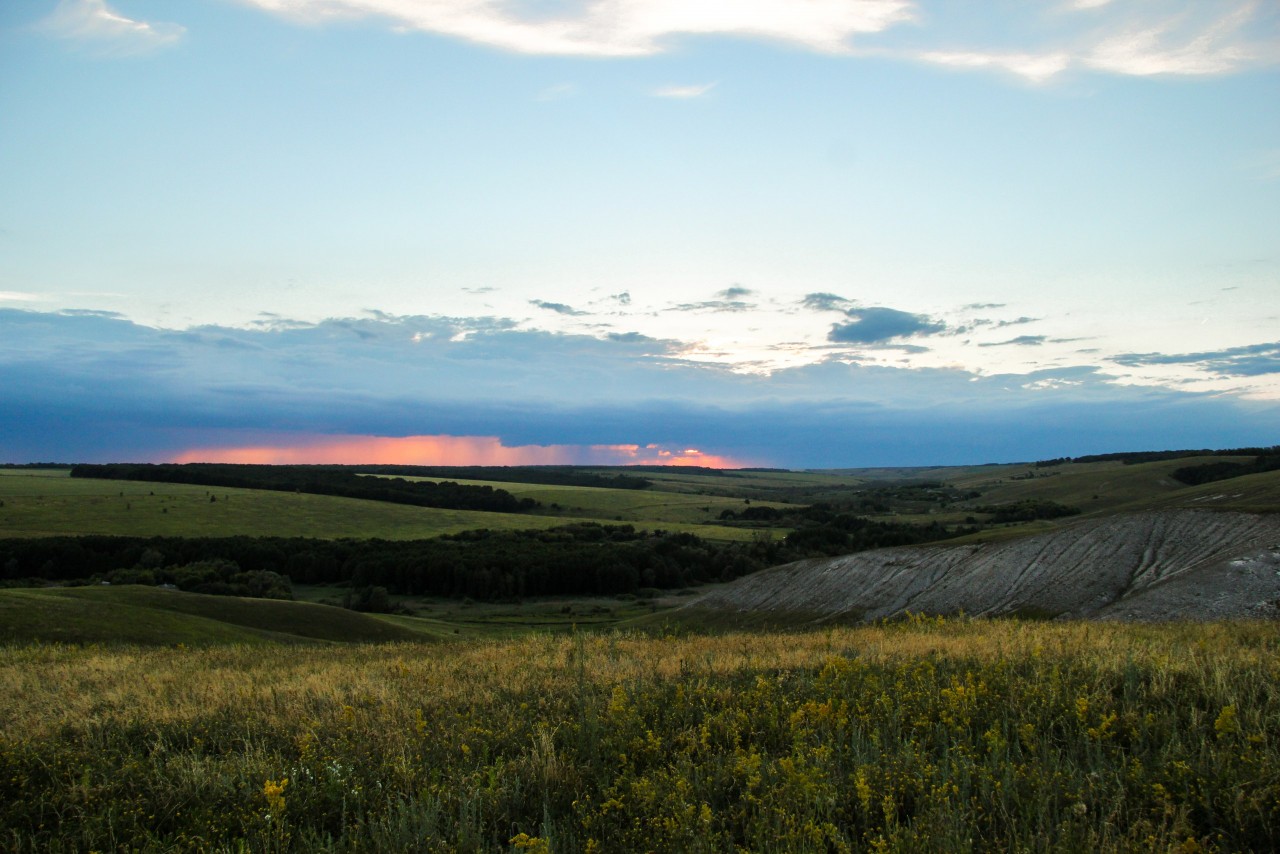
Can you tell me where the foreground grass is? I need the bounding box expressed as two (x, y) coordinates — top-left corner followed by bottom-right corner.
(2, 619), (1277, 852)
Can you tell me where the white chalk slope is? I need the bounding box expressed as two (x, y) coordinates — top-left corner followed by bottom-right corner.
(688, 511), (1280, 622)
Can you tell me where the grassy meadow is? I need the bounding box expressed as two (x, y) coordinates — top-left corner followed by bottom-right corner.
(8, 458), (1272, 545)
(3, 619), (1277, 852)
(367, 474), (802, 526)
(0, 470), (765, 542)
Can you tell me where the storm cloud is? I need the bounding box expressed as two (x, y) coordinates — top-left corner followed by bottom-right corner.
(3, 308), (1278, 467)
(828, 307), (947, 344)
(1113, 342), (1280, 377)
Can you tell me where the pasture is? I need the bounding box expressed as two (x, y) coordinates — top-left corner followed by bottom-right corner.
(0, 470), (764, 542)
(365, 473), (803, 526)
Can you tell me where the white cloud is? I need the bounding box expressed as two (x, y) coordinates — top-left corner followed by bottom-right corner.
(233, 1), (1278, 82)
(535, 82), (579, 101)
(913, 49), (1071, 83)
(238, 0), (916, 56)
(40, 0), (186, 55)
(0, 292), (40, 302)
(902, 1), (1276, 82)
(1082, 2), (1268, 77)
(651, 81), (717, 98)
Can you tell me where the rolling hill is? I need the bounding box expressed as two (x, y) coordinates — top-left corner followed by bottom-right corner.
(677, 509), (1280, 626)
(0, 585), (432, 646)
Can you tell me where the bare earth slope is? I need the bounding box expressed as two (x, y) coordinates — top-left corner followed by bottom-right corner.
(687, 510), (1280, 623)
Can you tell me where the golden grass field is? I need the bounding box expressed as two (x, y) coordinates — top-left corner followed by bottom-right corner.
(2, 618), (1277, 852)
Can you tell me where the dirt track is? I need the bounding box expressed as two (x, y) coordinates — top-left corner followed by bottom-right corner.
(687, 510), (1280, 622)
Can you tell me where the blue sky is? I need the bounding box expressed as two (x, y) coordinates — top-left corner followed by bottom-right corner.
(1, 0), (1277, 466)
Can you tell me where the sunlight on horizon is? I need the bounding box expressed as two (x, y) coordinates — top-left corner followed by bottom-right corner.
(169, 434), (752, 469)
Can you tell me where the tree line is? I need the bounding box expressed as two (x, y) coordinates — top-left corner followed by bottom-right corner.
(1037, 446), (1279, 467)
(1171, 450), (1280, 486)
(70, 464), (536, 513)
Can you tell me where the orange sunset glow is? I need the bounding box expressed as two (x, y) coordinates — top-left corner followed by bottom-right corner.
(170, 434), (749, 468)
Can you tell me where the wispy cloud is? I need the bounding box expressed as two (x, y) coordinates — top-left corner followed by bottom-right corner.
(234, 1), (1277, 80)
(535, 82), (578, 101)
(0, 292), (40, 302)
(900, 1), (1276, 82)
(652, 82), (717, 98)
(801, 292), (856, 313)
(1113, 341), (1280, 377)
(979, 335), (1048, 348)
(530, 299), (589, 316)
(671, 297), (755, 313)
(1081, 2), (1267, 77)
(913, 49), (1071, 83)
(58, 308), (126, 318)
(39, 0), (185, 55)
(238, 0), (914, 57)
(671, 300), (755, 313)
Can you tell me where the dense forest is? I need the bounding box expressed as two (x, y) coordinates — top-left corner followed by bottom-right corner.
(70, 464), (535, 513)
(0, 527), (752, 599)
(0, 515), (972, 601)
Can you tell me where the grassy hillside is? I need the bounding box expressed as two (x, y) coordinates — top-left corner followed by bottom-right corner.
(851, 457), (1280, 535)
(945, 457), (1258, 511)
(0, 586), (429, 646)
(0, 469), (763, 542)
(1139, 466), (1280, 513)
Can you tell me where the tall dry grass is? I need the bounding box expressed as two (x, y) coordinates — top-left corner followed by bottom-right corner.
(2, 618), (1278, 851)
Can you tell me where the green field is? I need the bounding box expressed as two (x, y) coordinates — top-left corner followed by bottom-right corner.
(0, 470), (766, 542)
(369, 473), (802, 524)
(10, 457), (1270, 545)
(2, 619), (1276, 852)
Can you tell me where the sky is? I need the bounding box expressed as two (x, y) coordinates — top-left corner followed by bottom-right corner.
(1, 0), (1278, 468)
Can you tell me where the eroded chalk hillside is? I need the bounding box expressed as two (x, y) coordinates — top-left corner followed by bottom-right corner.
(686, 510), (1280, 623)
